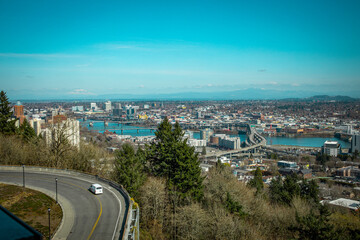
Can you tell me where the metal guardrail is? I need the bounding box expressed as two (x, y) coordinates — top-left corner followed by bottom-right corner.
(0, 165), (140, 240)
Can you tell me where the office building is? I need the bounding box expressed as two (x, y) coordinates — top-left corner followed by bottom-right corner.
(322, 141), (341, 157)
(105, 101), (112, 112)
(72, 106), (84, 112)
(277, 161), (298, 169)
(200, 128), (213, 141)
(351, 135), (360, 153)
(90, 103), (97, 111)
(29, 118), (44, 136)
(219, 136), (241, 150)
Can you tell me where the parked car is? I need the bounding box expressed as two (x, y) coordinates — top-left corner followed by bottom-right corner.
(89, 184), (103, 195)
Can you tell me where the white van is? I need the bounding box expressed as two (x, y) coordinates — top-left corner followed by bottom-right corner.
(89, 184), (103, 195)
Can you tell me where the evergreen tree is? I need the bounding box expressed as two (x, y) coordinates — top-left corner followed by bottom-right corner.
(148, 118), (204, 202)
(0, 91), (16, 135)
(292, 205), (338, 240)
(282, 173), (301, 204)
(248, 167), (264, 194)
(300, 179), (320, 204)
(201, 146), (206, 156)
(225, 192), (247, 217)
(18, 119), (36, 142)
(114, 143), (146, 198)
(269, 175), (285, 204)
(316, 152), (330, 165)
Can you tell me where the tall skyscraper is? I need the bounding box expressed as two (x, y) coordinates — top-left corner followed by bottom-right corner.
(105, 101), (112, 112)
(90, 103), (97, 111)
(351, 135), (360, 153)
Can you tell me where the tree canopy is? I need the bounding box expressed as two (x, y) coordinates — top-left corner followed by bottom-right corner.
(148, 118), (204, 202)
(248, 167), (264, 194)
(0, 91), (16, 135)
(114, 143), (146, 198)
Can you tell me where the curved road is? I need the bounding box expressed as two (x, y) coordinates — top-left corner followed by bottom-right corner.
(0, 169), (126, 240)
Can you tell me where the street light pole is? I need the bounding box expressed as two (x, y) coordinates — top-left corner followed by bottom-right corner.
(22, 165), (25, 188)
(48, 208), (51, 240)
(55, 178), (58, 204)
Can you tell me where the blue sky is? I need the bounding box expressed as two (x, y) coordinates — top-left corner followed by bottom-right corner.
(0, 0), (359, 99)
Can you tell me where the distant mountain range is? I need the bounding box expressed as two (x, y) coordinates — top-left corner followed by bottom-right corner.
(16, 88), (358, 102)
(95, 89), (359, 101)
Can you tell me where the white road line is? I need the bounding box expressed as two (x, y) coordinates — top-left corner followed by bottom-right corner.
(104, 186), (122, 240)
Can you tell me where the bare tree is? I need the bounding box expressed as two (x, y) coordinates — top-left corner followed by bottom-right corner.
(43, 119), (79, 168)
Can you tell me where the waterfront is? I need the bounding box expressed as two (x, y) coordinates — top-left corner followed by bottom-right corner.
(79, 120), (155, 136)
(80, 120), (351, 148)
(266, 136), (351, 149)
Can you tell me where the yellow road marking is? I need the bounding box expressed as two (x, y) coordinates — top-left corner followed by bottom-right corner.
(1, 174), (103, 240)
(53, 180), (103, 240)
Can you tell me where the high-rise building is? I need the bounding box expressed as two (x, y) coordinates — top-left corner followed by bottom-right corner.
(13, 101), (25, 125)
(219, 136), (241, 150)
(114, 103), (122, 109)
(322, 141), (341, 157)
(351, 135), (360, 153)
(43, 117), (80, 149)
(105, 101), (112, 112)
(200, 128), (213, 141)
(90, 103), (97, 111)
(29, 118), (44, 136)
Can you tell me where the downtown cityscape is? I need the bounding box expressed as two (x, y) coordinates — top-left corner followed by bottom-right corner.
(1, 1), (360, 240)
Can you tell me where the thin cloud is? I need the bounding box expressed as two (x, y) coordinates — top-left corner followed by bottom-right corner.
(269, 81), (278, 85)
(258, 69), (267, 72)
(68, 89), (95, 95)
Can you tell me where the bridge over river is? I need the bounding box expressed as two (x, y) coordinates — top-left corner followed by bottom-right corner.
(204, 124), (267, 159)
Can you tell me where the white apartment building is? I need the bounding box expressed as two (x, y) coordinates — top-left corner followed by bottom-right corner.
(219, 136), (241, 150)
(42, 118), (80, 149)
(322, 141), (341, 157)
(187, 139), (207, 147)
(29, 118), (45, 136)
(90, 103), (97, 111)
(105, 101), (112, 112)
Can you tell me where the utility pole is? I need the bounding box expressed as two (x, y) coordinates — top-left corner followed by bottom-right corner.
(48, 208), (51, 240)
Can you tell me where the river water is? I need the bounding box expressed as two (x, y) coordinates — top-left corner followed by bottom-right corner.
(79, 120), (351, 148)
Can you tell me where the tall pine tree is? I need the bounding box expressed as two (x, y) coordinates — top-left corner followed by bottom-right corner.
(248, 167), (264, 194)
(114, 143), (146, 198)
(148, 118), (203, 202)
(0, 91), (16, 135)
(19, 118), (36, 142)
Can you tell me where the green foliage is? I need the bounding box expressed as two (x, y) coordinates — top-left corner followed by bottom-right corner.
(225, 192), (247, 218)
(300, 179), (319, 204)
(18, 119), (36, 142)
(148, 118), (204, 202)
(291, 205), (338, 240)
(269, 173), (319, 206)
(114, 143), (146, 198)
(338, 154), (348, 161)
(316, 152), (330, 165)
(201, 146), (206, 155)
(247, 167), (264, 194)
(0, 90), (16, 135)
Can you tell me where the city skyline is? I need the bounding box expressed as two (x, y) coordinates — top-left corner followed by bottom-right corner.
(1, 0), (360, 100)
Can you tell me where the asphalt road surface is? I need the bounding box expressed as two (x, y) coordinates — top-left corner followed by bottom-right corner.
(0, 170), (125, 240)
